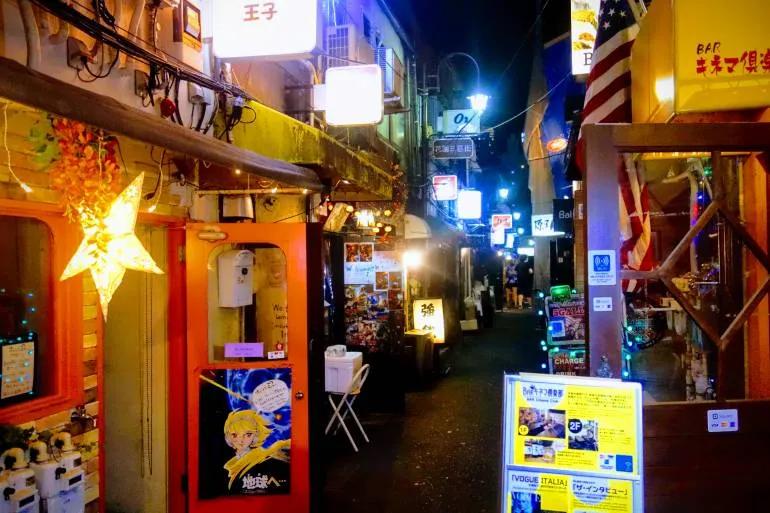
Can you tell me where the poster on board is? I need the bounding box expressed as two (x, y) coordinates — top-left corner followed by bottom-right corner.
(500, 374), (643, 513)
(198, 368), (292, 498)
(504, 469), (634, 513)
(547, 297), (585, 344)
(344, 243), (375, 284)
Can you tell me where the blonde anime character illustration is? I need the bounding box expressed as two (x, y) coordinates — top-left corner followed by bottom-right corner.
(223, 409), (291, 491)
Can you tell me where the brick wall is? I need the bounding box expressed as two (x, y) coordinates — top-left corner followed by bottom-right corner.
(1, 99), (183, 512)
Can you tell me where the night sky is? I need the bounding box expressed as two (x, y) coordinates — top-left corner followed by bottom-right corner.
(388, 0), (570, 149)
(387, 0), (571, 213)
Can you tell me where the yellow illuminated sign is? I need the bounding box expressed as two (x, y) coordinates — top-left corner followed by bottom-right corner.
(512, 382), (639, 475)
(633, 0), (770, 120)
(505, 470), (634, 513)
(500, 374), (643, 513)
(676, 0), (770, 113)
(413, 299), (445, 343)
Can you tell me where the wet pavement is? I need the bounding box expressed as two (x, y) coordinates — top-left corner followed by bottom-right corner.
(321, 311), (543, 513)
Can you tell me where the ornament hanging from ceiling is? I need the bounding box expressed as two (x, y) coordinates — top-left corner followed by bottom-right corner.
(60, 173), (163, 317)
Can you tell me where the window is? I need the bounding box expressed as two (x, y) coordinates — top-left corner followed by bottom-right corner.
(0, 216), (51, 405)
(0, 206), (83, 423)
(207, 244), (288, 362)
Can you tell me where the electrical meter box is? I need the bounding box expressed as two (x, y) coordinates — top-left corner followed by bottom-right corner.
(218, 250), (255, 308)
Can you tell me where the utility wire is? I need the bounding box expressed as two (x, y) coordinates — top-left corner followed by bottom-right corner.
(485, 73), (571, 132)
(493, 0), (552, 90)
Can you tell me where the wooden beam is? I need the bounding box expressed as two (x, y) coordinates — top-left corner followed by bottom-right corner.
(606, 123), (770, 152)
(0, 57), (322, 191)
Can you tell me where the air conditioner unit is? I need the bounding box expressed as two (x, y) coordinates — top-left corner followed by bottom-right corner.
(325, 24), (374, 68)
(376, 47), (405, 111)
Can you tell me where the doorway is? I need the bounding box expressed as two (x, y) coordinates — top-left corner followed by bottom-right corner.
(103, 225), (170, 513)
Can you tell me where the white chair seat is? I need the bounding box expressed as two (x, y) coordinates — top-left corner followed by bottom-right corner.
(324, 363), (371, 452)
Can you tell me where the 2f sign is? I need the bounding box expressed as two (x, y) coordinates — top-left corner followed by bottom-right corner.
(588, 250), (616, 286)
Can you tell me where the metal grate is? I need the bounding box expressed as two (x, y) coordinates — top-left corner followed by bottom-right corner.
(326, 25), (351, 68)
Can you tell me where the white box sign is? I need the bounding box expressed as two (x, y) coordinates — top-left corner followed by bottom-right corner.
(707, 409), (739, 433)
(593, 297), (613, 312)
(212, 0), (320, 59)
(588, 250), (617, 286)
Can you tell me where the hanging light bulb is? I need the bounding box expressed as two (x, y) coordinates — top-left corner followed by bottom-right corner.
(384, 225), (393, 233)
(345, 205), (355, 213)
(383, 209), (392, 217)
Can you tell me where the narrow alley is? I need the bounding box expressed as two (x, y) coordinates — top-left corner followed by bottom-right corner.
(322, 312), (543, 513)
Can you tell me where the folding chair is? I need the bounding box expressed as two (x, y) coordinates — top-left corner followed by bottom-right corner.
(324, 363), (371, 452)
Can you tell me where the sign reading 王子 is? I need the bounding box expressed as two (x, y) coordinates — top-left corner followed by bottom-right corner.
(413, 298), (445, 343)
(212, 0), (321, 59)
(500, 373), (644, 513)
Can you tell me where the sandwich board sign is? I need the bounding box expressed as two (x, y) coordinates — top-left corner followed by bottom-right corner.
(500, 373), (643, 513)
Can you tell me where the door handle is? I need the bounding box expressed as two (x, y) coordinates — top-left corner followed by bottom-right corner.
(295, 391), (305, 400)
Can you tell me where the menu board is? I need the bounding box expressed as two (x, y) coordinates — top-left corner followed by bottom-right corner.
(1, 341), (35, 400)
(500, 373), (643, 513)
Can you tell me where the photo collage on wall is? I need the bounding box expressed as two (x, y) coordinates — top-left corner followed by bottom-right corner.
(344, 243), (404, 352)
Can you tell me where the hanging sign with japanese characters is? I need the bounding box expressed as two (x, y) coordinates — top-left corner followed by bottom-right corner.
(677, 0), (770, 112)
(432, 175), (459, 201)
(432, 137), (475, 160)
(211, 0), (321, 59)
(532, 214), (565, 237)
(500, 374), (643, 513)
(412, 298), (445, 343)
(634, 0), (770, 121)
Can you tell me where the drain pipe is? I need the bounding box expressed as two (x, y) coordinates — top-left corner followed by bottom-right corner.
(19, 0), (42, 70)
(48, 1), (71, 45)
(121, 0), (147, 68)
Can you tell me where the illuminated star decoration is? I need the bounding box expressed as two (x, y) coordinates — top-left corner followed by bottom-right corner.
(60, 173), (163, 317)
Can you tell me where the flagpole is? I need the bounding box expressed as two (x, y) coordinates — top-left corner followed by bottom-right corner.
(626, 0), (643, 23)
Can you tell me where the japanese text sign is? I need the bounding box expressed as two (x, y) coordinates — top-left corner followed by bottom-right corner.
(677, 0), (770, 113)
(413, 299), (445, 343)
(432, 175), (459, 201)
(433, 137), (475, 159)
(532, 214), (564, 237)
(492, 214), (514, 232)
(212, 0), (320, 59)
(500, 374), (644, 513)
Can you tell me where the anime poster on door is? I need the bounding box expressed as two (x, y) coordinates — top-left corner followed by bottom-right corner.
(198, 368), (292, 498)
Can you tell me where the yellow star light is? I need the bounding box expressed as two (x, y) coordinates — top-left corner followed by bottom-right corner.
(61, 173), (163, 317)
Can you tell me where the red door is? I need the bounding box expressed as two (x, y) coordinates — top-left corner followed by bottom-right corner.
(185, 223), (317, 513)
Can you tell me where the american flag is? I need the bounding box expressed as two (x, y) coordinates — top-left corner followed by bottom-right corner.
(577, 0), (653, 291)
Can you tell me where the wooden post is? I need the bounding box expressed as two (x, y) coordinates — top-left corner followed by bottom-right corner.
(584, 124), (623, 377)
